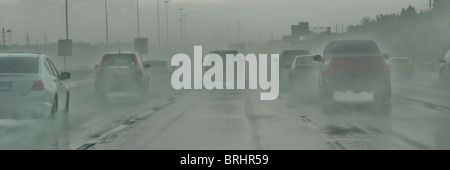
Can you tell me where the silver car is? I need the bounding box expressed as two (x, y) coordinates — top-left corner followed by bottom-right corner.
(0, 53), (71, 120)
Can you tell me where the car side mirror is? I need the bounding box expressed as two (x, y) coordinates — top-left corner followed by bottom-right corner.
(313, 55), (322, 62)
(60, 72), (71, 80)
(383, 54), (390, 60)
(439, 59), (445, 63)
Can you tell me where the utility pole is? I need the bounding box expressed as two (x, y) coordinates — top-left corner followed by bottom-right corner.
(271, 31), (274, 41)
(183, 14), (187, 43)
(179, 8), (184, 47)
(157, 0), (161, 47)
(2, 28), (5, 48)
(335, 23), (338, 33)
(105, 0), (109, 46)
(430, 0), (432, 11)
(65, 0), (69, 40)
(164, 0), (170, 49)
(136, 0), (141, 38)
(26, 33), (30, 49)
(237, 22), (241, 43)
(44, 34), (47, 51)
(8, 29), (12, 46)
(64, 0), (69, 71)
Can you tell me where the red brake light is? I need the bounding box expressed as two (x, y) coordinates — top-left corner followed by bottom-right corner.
(329, 68), (335, 72)
(99, 57), (104, 67)
(292, 69), (299, 73)
(31, 81), (45, 91)
(135, 57), (140, 66)
(383, 67), (388, 72)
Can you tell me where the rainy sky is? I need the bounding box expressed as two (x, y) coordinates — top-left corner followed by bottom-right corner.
(0, 0), (428, 45)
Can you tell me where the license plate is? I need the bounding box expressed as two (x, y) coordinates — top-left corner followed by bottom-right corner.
(0, 82), (12, 91)
(353, 78), (365, 84)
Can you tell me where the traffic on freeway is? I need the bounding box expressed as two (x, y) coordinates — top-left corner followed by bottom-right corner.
(1, 0), (450, 151)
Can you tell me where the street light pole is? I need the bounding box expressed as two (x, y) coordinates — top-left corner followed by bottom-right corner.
(65, 0), (69, 40)
(136, 0), (141, 38)
(429, 0), (432, 11)
(2, 28), (5, 48)
(164, 1), (170, 49)
(105, 0), (109, 46)
(183, 14), (187, 42)
(157, 0), (161, 47)
(64, 0), (69, 71)
(237, 22), (241, 43)
(179, 8), (184, 47)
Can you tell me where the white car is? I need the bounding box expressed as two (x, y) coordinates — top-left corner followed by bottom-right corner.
(0, 53), (71, 120)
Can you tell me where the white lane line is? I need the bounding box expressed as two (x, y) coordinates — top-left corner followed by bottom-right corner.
(281, 95), (346, 150)
(75, 94), (180, 150)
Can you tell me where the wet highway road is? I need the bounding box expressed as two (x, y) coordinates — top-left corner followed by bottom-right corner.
(1, 71), (450, 150)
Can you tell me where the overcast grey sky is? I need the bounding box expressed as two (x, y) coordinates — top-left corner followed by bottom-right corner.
(0, 0), (429, 46)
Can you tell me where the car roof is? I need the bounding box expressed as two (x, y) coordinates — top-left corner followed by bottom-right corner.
(0, 52), (42, 58)
(105, 52), (137, 55)
(295, 55), (314, 58)
(330, 40), (375, 43)
(389, 57), (410, 60)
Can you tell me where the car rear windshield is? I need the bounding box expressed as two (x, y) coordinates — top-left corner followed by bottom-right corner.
(325, 41), (381, 54)
(281, 51), (310, 64)
(390, 58), (410, 63)
(295, 57), (316, 65)
(149, 61), (168, 67)
(102, 54), (136, 66)
(0, 57), (39, 73)
(282, 50), (310, 57)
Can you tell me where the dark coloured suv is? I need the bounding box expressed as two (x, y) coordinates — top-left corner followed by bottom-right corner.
(314, 40), (391, 108)
(94, 52), (150, 98)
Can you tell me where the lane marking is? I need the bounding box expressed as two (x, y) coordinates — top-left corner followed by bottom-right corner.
(281, 95), (346, 150)
(244, 92), (263, 150)
(75, 94), (181, 150)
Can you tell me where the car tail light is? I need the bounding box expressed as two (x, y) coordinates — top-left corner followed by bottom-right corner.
(383, 66), (388, 72)
(99, 57), (104, 67)
(31, 81), (45, 91)
(135, 57), (140, 67)
(292, 69), (299, 73)
(329, 68), (335, 73)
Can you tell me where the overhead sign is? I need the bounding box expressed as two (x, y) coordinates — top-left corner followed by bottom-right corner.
(134, 38), (148, 55)
(58, 39), (72, 56)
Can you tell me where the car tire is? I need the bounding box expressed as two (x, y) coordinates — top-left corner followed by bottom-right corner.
(319, 86), (335, 113)
(51, 95), (58, 118)
(374, 81), (391, 109)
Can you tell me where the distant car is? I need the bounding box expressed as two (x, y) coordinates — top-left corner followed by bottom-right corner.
(0, 53), (71, 119)
(280, 50), (311, 69)
(288, 55), (321, 89)
(279, 50), (310, 91)
(205, 50), (240, 88)
(144, 60), (171, 76)
(439, 50), (450, 82)
(388, 57), (415, 78)
(94, 52), (150, 98)
(314, 40), (391, 108)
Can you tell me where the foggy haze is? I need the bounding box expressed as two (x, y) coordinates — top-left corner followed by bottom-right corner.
(0, 0), (428, 45)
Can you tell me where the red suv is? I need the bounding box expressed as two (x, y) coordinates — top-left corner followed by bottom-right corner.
(314, 40), (391, 108)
